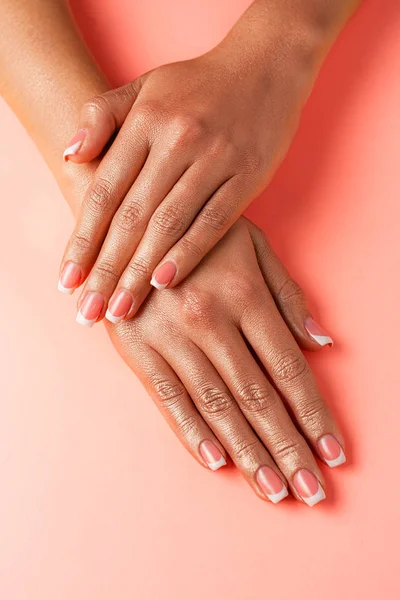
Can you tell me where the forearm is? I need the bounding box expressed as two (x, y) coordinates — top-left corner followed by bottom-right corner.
(0, 0), (108, 211)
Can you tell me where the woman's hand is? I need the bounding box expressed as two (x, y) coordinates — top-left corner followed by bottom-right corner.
(105, 217), (342, 507)
(58, 12), (319, 323)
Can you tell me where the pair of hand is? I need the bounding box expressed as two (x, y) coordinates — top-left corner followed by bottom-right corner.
(58, 47), (305, 325)
(63, 157), (343, 508)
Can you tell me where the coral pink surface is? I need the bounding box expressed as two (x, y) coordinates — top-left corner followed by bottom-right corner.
(0, 1), (399, 598)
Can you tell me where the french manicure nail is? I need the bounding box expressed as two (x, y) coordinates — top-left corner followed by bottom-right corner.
(58, 261), (82, 294)
(256, 466), (288, 504)
(63, 129), (86, 161)
(106, 289), (133, 324)
(293, 469), (326, 507)
(76, 292), (104, 327)
(318, 434), (346, 468)
(199, 440), (226, 471)
(151, 261), (177, 291)
(304, 317), (333, 347)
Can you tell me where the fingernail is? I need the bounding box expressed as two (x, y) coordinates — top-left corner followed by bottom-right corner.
(58, 261), (82, 294)
(151, 261), (177, 291)
(304, 317), (333, 347)
(256, 466), (288, 504)
(63, 129), (86, 161)
(199, 440), (226, 471)
(318, 434), (346, 468)
(106, 289), (133, 324)
(293, 469), (326, 507)
(76, 292), (104, 327)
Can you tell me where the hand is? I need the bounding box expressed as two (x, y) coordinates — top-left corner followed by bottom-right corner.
(104, 217), (342, 507)
(58, 42), (309, 324)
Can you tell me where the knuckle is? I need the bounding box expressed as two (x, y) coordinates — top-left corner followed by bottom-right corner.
(92, 259), (119, 285)
(180, 288), (216, 327)
(170, 114), (206, 146)
(115, 201), (145, 233)
(86, 177), (114, 213)
(150, 204), (187, 238)
(175, 413), (198, 437)
(198, 202), (230, 233)
(273, 438), (305, 462)
(125, 256), (152, 280)
(71, 231), (93, 252)
(241, 150), (265, 175)
(151, 378), (186, 408)
(296, 396), (325, 426)
(131, 103), (158, 129)
(277, 278), (305, 306)
(236, 381), (278, 415)
(272, 348), (308, 385)
(196, 385), (232, 417)
(234, 438), (259, 461)
(82, 94), (110, 119)
(179, 235), (205, 259)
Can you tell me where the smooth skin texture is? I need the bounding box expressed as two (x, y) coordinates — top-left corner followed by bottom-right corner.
(60, 0), (362, 323)
(0, 0), (346, 505)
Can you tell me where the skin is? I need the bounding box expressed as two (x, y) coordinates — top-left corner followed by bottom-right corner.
(58, 0), (362, 322)
(0, 0), (352, 503)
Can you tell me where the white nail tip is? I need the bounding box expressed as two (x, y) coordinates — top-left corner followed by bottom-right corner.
(308, 333), (334, 347)
(150, 276), (167, 291)
(105, 309), (123, 324)
(57, 281), (74, 294)
(268, 487), (289, 504)
(207, 456), (227, 471)
(325, 448), (346, 468)
(302, 483), (326, 507)
(63, 140), (83, 161)
(76, 311), (95, 327)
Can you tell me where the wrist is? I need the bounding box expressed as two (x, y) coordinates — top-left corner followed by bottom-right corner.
(214, 0), (360, 101)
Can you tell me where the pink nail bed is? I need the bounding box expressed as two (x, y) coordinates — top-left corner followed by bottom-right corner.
(76, 292), (104, 327)
(293, 469), (326, 507)
(318, 434), (346, 468)
(151, 261), (177, 291)
(63, 129), (86, 161)
(304, 317), (333, 347)
(256, 466), (288, 504)
(106, 289), (133, 324)
(58, 261), (81, 294)
(199, 440), (226, 471)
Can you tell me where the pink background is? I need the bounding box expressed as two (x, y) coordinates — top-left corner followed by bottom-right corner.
(1, 0), (399, 598)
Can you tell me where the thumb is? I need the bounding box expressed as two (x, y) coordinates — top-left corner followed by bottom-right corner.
(249, 221), (334, 351)
(63, 78), (145, 163)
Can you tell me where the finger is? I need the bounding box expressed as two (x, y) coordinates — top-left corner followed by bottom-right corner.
(149, 174), (252, 290)
(191, 321), (327, 507)
(105, 160), (229, 321)
(63, 80), (144, 163)
(240, 290), (346, 471)
(110, 334), (227, 471)
(58, 109), (152, 301)
(249, 222), (333, 350)
(74, 144), (190, 324)
(156, 336), (289, 504)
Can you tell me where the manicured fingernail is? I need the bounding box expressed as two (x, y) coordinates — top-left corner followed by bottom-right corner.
(318, 434), (346, 468)
(151, 261), (177, 291)
(199, 440), (226, 471)
(293, 469), (326, 507)
(304, 317), (333, 347)
(58, 261), (82, 294)
(106, 289), (133, 324)
(63, 129), (86, 161)
(256, 466), (288, 504)
(76, 292), (104, 327)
